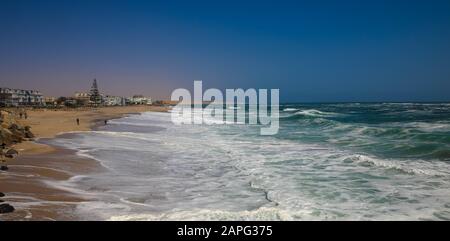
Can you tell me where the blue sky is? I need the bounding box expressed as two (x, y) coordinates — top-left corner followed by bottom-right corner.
(1, 0), (450, 102)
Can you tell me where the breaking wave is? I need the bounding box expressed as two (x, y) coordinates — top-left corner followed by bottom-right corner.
(45, 103), (450, 221)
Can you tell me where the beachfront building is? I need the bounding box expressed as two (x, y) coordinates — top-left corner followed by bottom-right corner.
(104, 95), (126, 106)
(44, 97), (57, 106)
(0, 87), (44, 107)
(128, 95), (152, 105)
(74, 92), (91, 106)
(63, 98), (78, 107)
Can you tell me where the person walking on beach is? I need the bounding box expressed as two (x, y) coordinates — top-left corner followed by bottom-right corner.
(24, 112), (28, 120)
(76, 118), (80, 126)
(0, 143), (7, 171)
(104, 120), (108, 125)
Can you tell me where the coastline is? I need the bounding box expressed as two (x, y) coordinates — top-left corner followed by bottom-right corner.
(0, 105), (169, 220)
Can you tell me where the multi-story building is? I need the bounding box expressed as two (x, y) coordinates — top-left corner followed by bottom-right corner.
(44, 97), (57, 106)
(104, 95), (126, 106)
(63, 98), (78, 107)
(74, 92), (91, 106)
(128, 95), (152, 105)
(74, 92), (90, 99)
(0, 87), (44, 107)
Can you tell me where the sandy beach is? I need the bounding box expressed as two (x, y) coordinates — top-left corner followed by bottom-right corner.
(0, 105), (169, 220)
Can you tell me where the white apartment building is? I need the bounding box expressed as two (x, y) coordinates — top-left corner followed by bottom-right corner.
(104, 95), (126, 106)
(0, 87), (44, 107)
(128, 95), (152, 105)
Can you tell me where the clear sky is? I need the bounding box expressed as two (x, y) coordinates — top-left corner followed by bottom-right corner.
(1, 0), (450, 102)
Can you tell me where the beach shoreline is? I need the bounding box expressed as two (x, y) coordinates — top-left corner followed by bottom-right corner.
(0, 105), (169, 220)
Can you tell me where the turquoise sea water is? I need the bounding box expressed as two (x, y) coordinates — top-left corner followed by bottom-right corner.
(49, 103), (450, 220)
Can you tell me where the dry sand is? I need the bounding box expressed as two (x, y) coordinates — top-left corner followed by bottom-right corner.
(14, 105), (168, 154)
(0, 105), (169, 220)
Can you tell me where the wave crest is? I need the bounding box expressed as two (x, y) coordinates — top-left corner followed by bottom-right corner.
(344, 154), (449, 176)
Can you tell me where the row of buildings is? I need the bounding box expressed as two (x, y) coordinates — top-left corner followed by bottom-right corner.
(0, 79), (152, 107)
(64, 93), (152, 106)
(0, 88), (44, 107)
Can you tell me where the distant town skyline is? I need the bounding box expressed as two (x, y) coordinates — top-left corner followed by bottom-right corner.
(1, 77), (162, 99)
(2, 1), (450, 102)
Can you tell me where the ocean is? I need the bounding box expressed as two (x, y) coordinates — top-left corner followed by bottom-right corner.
(48, 103), (450, 220)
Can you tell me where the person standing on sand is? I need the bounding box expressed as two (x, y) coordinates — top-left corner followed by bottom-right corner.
(104, 120), (108, 125)
(76, 118), (80, 126)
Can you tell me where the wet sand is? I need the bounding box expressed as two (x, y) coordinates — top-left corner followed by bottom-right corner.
(0, 147), (102, 220)
(0, 105), (169, 220)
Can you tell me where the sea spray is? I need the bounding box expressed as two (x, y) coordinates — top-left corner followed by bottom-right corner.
(48, 103), (450, 220)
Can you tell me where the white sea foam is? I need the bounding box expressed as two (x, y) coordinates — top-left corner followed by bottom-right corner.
(395, 122), (450, 133)
(46, 109), (450, 221)
(293, 109), (340, 117)
(107, 207), (301, 221)
(343, 154), (449, 176)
